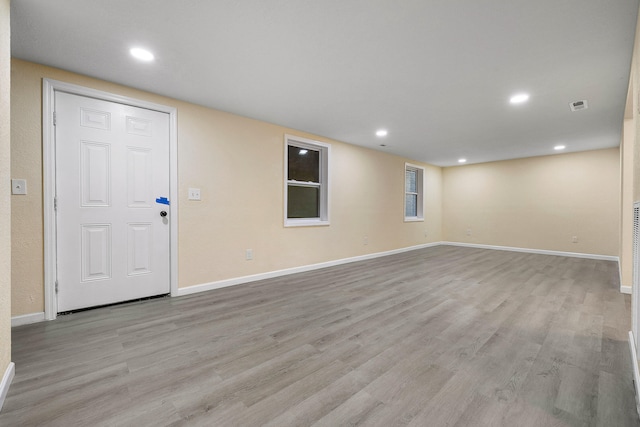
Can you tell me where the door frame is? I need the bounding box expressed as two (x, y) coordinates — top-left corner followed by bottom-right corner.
(43, 79), (179, 320)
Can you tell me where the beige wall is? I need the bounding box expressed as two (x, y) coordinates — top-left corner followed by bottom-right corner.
(635, 41), (640, 208)
(622, 6), (640, 355)
(176, 103), (441, 286)
(620, 10), (640, 294)
(443, 149), (621, 256)
(11, 58), (442, 316)
(620, 118), (634, 287)
(634, 10), (640, 206)
(0, 0), (11, 382)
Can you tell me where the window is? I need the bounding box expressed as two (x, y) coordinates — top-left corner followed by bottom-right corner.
(285, 135), (330, 226)
(405, 163), (424, 221)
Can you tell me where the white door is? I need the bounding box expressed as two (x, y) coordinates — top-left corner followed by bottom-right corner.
(55, 91), (171, 312)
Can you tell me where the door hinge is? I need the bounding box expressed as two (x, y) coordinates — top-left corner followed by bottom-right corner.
(54, 197), (57, 211)
(55, 280), (58, 294)
(53, 111), (57, 126)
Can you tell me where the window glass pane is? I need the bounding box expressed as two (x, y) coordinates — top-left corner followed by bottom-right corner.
(288, 145), (320, 182)
(288, 185), (320, 218)
(405, 169), (417, 193)
(405, 194), (417, 217)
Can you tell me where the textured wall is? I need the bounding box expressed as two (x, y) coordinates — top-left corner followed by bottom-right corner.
(0, 0), (12, 380)
(11, 59), (442, 315)
(443, 148), (621, 256)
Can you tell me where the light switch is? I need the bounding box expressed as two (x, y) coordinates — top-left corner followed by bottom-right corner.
(11, 179), (27, 195)
(188, 188), (201, 200)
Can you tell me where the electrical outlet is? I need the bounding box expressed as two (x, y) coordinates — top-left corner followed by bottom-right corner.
(245, 249), (253, 260)
(424, 230), (428, 237)
(466, 228), (472, 236)
(11, 179), (27, 195)
(572, 236), (578, 243)
(363, 236), (368, 246)
(188, 188), (201, 201)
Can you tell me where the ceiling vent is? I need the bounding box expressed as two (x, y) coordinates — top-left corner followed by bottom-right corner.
(569, 100), (588, 112)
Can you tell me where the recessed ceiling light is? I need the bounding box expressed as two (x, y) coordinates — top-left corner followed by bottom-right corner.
(130, 47), (154, 61)
(458, 158), (467, 163)
(376, 129), (388, 137)
(554, 145), (566, 151)
(509, 93), (530, 104)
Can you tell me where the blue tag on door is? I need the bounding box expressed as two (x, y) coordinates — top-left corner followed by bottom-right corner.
(156, 197), (170, 205)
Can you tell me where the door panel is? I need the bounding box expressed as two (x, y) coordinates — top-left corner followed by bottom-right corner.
(81, 224), (112, 281)
(80, 141), (111, 206)
(56, 92), (170, 312)
(127, 147), (153, 207)
(128, 223), (153, 276)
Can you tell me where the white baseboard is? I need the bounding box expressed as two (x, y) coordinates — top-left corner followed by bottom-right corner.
(621, 286), (633, 295)
(441, 241), (619, 262)
(176, 242), (442, 297)
(0, 362), (15, 412)
(628, 331), (640, 420)
(11, 312), (45, 327)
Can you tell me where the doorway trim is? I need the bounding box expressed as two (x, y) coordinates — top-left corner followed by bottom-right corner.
(42, 79), (179, 320)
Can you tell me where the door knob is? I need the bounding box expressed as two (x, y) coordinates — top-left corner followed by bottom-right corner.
(160, 211), (167, 217)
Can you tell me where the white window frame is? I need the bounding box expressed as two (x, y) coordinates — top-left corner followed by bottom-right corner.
(284, 134), (330, 227)
(404, 163), (424, 222)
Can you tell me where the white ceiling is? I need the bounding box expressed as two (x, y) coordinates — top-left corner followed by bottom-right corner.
(11, 0), (640, 166)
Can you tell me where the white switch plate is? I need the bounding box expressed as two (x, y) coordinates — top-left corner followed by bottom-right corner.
(188, 188), (201, 200)
(11, 179), (27, 195)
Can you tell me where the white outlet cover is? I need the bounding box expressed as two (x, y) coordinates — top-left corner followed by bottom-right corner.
(188, 188), (201, 200)
(11, 179), (27, 195)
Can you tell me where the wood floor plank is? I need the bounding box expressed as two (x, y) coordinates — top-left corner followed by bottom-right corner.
(1, 246), (638, 426)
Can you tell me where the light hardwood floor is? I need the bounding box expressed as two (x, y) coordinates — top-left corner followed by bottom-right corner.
(1, 246), (638, 426)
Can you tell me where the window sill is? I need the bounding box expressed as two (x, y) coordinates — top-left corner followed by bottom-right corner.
(285, 219), (330, 227)
(404, 217), (424, 223)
